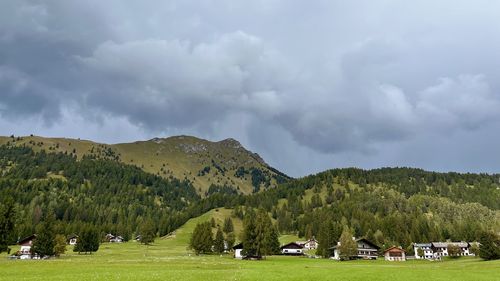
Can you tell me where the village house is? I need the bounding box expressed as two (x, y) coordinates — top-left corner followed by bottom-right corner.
(331, 238), (379, 260)
(432, 242), (472, 259)
(67, 234), (78, 245)
(233, 243), (243, 259)
(414, 242), (474, 260)
(296, 237), (318, 250)
(280, 242), (304, 255)
(105, 233), (124, 243)
(16, 234), (38, 260)
(383, 246), (406, 261)
(413, 243), (433, 259)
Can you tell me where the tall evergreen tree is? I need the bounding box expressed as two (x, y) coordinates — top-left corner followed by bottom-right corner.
(53, 234), (67, 257)
(190, 221), (213, 255)
(74, 225), (100, 254)
(226, 232), (236, 250)
(140, 218), (156, 245)
(242, 209), (258, 257)
(264, 225), (280, 256)
(317, 220), (337, 258)
(478, 230), (500, 260)
(0, 197), (15, 254)
(32, 210), (56, 258)
(223, 217), (234, 234)
(338, 226), (357, 261)
(243, 209), (279, 258)
(214, 227), (225, 254)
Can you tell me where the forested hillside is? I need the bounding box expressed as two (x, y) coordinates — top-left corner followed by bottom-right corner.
(0, 135), (289, 195)
(1, 145), (499, 253)
(0, 146), (200, 241)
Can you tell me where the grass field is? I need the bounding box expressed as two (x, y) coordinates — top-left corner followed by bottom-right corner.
(1, 209), (499, 281)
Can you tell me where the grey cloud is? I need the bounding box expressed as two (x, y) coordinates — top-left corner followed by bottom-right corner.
(2, 0), (500, 176)
(78, 31), (292, 131)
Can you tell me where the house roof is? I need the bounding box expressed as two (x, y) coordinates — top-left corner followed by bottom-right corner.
(280, 242), (304, 250)
(432, 242), (469, 248)
(18, 234), (36, 245)
(233, 243), (243, 250)
(356, 238), (380, 250)
(329, 238), (380, 250)
(414, 243), (431, 247)
(384, 246), (406, 254)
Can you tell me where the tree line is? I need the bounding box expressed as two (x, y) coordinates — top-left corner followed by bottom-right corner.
(1, 145), (499, 260)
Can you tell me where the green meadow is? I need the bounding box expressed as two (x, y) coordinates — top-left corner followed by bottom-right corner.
(1, 209), (499, 281)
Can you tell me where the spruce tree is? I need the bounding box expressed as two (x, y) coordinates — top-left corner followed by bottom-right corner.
(338, 226), (357, 260)
(214, 227), (225, 253)
(226, 232), (236, 250)
(140, 218), (156, 245)
(317, 220), (336, 258)
(190, 221), (213, 254)
(265, 225), (280, 256)
(257, 209), (279, 257)
(242, 209), (258, 257)
(0, 197), (15, 254)
(74, 225), (100, 254)
(478, 230), (500, 260)
(223, 217), (234, 234)
(53, 234), (67, 257)
(32, 210), (56, 258)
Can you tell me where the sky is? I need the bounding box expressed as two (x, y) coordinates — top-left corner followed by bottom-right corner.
(1, 0), (500, 177)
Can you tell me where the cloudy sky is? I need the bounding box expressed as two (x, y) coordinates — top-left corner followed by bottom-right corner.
(1, 1), (500, 177)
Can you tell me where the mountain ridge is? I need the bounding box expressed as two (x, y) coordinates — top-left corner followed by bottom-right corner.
(0, 134), (290, 195)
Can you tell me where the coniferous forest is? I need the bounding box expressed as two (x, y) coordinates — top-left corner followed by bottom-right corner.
(0, 145), (499, 254)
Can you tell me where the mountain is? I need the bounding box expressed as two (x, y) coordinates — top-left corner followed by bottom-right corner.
(0, 140), (499, 250)
(0, 135), (290, 195)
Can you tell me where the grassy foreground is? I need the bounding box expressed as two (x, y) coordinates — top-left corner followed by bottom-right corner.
(1, 209), (499, 281)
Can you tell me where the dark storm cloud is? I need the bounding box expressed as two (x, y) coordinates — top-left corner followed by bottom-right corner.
(2, 0), (500, 176)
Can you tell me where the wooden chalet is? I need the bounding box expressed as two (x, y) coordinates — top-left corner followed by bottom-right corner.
(233, 243), (244, 259)
(105, 233), (124, 243)
(17, 234), (37, 259)
(296, 237), (318, 250)
(331, 238), (379, 260)
(383, 246), (406, 261)
(280, 242), (304, 255)
(67, 234), (78, 245)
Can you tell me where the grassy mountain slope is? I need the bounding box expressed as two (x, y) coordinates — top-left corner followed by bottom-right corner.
(0, 135), (289, 195)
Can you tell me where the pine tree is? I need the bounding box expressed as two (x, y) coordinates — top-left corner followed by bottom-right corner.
(317, 220), (337, 258)
(53, 234), (67, 257)
(265, 225), (280, 256)
(32, 210), (56, 258)
(190, 221), (213, 255)
(0, 197), (15, 254)
(242, 209), (258, 257)
(243, 209), (279, 258)
(478, 230), (500, 260)
(338, 226), (357, 261)
(74, 224), (100, 254)
(226, 232), (235, 250)
(140, 218), (156, 245)
(214, 227), (225, 253)
(223, 217), (234, 234)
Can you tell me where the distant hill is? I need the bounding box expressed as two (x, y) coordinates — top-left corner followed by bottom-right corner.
(1, 141), (499, 250)
(0, 135), (290, 195)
